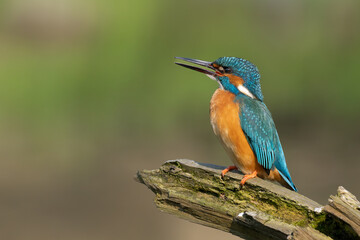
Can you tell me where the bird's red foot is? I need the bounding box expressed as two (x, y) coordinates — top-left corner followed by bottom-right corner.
(240, 170), (258, 187)
(221, 165), (237, 178)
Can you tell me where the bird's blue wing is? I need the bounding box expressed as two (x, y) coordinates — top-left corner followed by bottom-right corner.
(235, 96), (297, 191)
(237, 96), (277, 170)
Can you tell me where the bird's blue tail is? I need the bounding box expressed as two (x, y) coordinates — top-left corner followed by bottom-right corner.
(278, 170), (297, 192)
(274, 139), (297, 192)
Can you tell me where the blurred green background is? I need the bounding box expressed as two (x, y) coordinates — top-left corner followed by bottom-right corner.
(0, 0), (359, 239)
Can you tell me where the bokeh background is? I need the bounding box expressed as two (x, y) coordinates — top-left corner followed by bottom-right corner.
(0, 0), (359, 239)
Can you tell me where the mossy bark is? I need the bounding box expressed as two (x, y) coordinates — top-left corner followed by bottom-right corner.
(136, 159), (360, 240)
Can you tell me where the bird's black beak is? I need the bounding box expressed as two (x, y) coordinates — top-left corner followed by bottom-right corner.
(175, 57), (216, 78)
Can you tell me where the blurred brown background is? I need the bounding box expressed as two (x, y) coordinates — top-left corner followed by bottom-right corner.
(0, 0), (359, 239)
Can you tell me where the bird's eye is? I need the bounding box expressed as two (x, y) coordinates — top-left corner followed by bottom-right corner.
(218, 66), (225, 73)
(224, 67), (232, 73)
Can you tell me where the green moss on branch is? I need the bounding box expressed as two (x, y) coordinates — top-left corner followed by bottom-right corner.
(136, 159), (360, 240)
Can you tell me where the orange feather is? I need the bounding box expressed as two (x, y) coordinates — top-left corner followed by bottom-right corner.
(210, 89), (288, 185)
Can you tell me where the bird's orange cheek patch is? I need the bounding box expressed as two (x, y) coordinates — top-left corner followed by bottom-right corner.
(225, 74), (244, 86)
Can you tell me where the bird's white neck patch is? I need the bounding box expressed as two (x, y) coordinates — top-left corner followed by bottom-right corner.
(237, 85), (255, 99)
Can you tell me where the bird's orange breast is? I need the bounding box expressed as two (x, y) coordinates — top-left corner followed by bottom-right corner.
(210, 89), (259, 175)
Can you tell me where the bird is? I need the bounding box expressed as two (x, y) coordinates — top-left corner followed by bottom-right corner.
(175, 56), (297, 191)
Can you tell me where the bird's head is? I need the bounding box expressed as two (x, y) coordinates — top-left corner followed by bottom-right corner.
(175, 56), (263, 101)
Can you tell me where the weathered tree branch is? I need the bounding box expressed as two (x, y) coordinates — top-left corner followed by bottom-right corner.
(135, 159), (360, 240)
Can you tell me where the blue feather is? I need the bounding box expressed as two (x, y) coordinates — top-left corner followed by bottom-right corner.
(235, 95), (297, 192)
(214, 57), (263, 101)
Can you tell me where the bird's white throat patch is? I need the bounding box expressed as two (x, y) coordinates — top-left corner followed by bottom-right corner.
(206, 74), (216, 81)
(206, 74), (224, 90)
(237, 85), (255, 99)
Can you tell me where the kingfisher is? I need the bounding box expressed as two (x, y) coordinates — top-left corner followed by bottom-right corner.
(175, 56), (297, 191)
